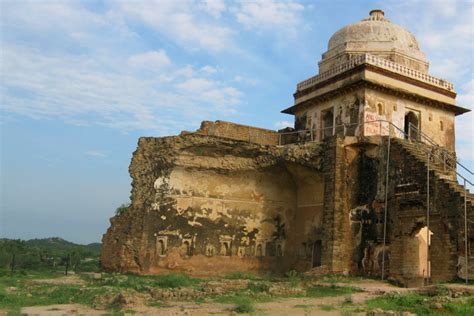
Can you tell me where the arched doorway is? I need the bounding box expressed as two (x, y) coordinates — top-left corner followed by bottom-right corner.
(181, 240), (191, 256)
(401, 225), (432, 283)
(312, 240), (322, 267)
(157, 239), (165, 256)
(404, 111), (419, 140)
(323, 110), (334, 138)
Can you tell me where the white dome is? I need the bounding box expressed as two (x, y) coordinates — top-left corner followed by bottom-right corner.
(320, 10), (428, 73)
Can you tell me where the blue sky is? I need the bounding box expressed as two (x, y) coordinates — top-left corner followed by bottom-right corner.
(1, 0), (473, 244)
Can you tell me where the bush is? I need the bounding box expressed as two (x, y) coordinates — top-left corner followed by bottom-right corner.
(306, 285), (357, 298)
(285, 270), (300, 286)
(248, 281), (270, 293)
(152, 273), (200, 288)
(115, 203), (130, 216)
(232, 296), (255, 314)
(225, 271), (257, 280)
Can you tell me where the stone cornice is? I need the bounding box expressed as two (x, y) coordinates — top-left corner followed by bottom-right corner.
(282, 80), (469, 116)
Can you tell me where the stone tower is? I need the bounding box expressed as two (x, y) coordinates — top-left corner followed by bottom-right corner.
(282, 10), (468, 151)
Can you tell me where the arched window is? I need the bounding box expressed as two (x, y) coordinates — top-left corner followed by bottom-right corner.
(206, 244), (215, 257)
(181, 240), (191, 256)
(156, 238), (167, 256)
(276, 244), (283, 257)
(440, 120), (444, 131)
(220, 242), (231, 256)
(404, 111), (419, 140)
(377, 103), (384, 115)
(322, 110), (334, 138)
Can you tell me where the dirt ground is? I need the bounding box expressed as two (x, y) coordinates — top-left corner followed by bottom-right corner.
(19, 296), (364, 316)
(16, 280), (402, 316)
(4, 276), (472, 316)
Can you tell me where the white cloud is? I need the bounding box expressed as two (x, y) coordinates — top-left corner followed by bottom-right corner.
(200, 65), (218, 74)
(233, 75), (257, 86)
(274, 120), (293, 129)
(234, 0), (305, 34)
(201, 0), (227, 18)
(389, 0), (473, 81)
(116, 0), (234, 52)
(457, 79), (474, 107)
(1, 43), (242, 133)
(86, 150), (107, 158)
(128, 50), (171, 70)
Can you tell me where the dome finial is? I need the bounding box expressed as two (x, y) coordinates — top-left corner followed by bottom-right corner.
(369, 9), (385, 20)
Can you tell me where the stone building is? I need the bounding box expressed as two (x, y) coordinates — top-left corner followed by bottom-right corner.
(102, 10), (472, 285)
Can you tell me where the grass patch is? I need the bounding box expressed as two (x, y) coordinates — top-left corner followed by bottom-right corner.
(364, 293), (474, 315)
(306, 285), (357, 298)
(318, 304), (335, 311)
(248, 281), (270, 293)
(213, 291), (272, 305)
(232, 296), (255, 314)
(151, 273), (201, 288)
(294, 304), (313, 308)
(317, 274), (366, 284)
(366, 293), (431, 314)
(88, 273), (202, 290)
(444, 297), (474, 316)
(284, 270), (301, 287)
(224, 272), (258, 280)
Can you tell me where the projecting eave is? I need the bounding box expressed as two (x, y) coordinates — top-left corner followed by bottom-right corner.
(281, 79), (470, 116)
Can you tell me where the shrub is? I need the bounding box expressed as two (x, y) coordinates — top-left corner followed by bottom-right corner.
(285, 270), (300, 286)
(115, 203), (130, 216)
(232, 296), (255, 314)
(225, 271), (257, 280)
(152, 273), (199, 288)
(306, 285), (357, 298)
(248, 281), (270, 293)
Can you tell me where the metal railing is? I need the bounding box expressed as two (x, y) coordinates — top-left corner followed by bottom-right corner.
(408, 122), (473, 176)
(278, 119), (473, 187)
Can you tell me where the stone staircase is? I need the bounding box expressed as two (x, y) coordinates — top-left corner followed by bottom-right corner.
(392, 137), (474, 281)
(392, 138), (474, 205)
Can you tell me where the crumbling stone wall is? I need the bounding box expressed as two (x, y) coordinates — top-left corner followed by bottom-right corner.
(102, 134), (336, 275)
(191, 120), (279, 146)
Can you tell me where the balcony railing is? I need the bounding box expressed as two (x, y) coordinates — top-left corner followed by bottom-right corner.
(296, 54), (454, 92)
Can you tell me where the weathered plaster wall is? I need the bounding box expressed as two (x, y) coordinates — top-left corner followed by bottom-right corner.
(192, 120), (279, 146)
(363, 88), (456, 151)
(101, 134), (333, 276)
(293, 91), (364, 141)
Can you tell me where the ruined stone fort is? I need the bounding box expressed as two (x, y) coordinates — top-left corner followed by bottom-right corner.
(102, 10), (473, 285)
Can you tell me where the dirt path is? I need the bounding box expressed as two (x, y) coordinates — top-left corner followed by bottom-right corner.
(19, 293), (376, 316)
(15, 277), (474, 316)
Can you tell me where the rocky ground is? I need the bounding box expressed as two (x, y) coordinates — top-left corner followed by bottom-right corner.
(1, 272), (473, 315)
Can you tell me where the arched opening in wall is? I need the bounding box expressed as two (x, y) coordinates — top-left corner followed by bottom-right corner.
(156, 236), (167, 256)
(404, 111), (419, 140)
(157, 239), (165, 256)
(181, 240), (191, 256)
(322, 109), (334, 138)
(256, 244), (263, 257)
(276, 244), (283, 257)
(312, 240), (322, 268)
(377, 103), (384, 116)
(402, 226), (433, 282)
(206, 244), (215, 257)
(220, 242), (231, 256)
(266, 241), (275, 256)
